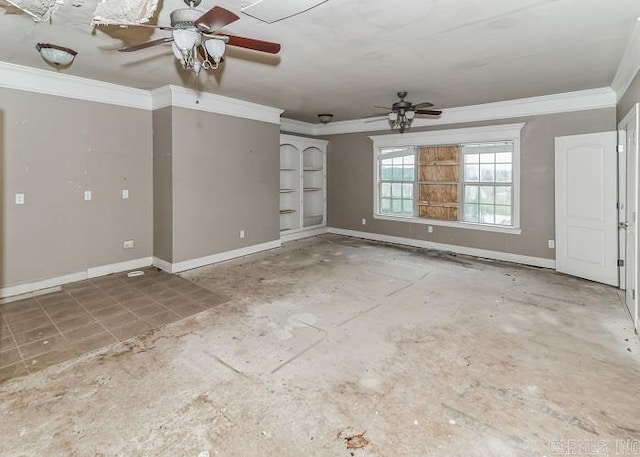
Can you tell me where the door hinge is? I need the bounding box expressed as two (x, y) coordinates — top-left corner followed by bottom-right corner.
(618, 259), (625, 267)
(633, 289), (636, 300)
(618, 144), (624, 153)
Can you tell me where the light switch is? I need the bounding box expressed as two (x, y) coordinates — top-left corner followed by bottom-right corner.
(15, 193), (25, 205)
(122, 189), (129, 199)
(84, 191), (92, 201)
(548, 240), (555, 249)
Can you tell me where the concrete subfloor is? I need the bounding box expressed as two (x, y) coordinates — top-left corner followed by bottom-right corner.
(1, 234), (639, 456)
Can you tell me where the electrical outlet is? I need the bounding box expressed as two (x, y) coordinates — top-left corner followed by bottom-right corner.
(84, 191), (92, 201)
(548, 240), (555, 249)
(362, 218), (367, 225)
(122, 189), (129, 199)
(15, 193), (24, 205)
(123, 240), (134, 249)
(240, 230), (245, 239)
(428, 225), (433, 233)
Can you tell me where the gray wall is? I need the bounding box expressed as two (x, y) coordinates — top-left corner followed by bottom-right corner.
(1, 88), (153, 287)
(618, 69), (640, 121)
(153, 107), (173, 263)
(326, 108), (616, 260)
(170, 107), (280, 263)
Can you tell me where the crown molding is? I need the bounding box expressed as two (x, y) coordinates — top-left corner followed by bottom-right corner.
(284, 87), (616, 136)
(612, 19), (640, 101)
(0, 63), (283, 124)
(152, 85), (284, 124)
(0, 62), (152, 110)
(280, 117), (318, 136)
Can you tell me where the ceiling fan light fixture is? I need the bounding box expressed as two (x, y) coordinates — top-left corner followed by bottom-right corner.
(171, 42), (185, 64)
(36, 43), (77, 67)
(406, 110), (415, 120)
(317, 113), (333, 124)
(173, 28), (199, 51)
(204, 39), (226, 63)
(388, 112), (398, 122)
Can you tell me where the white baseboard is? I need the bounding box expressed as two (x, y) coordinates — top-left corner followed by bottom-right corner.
(0, 257), (153, 299)
(327, 227), (556, 269)
(280, 226), (328, 243)
(152, 257), (173, 274)
(87, 257), (153, 279)
(0, 272), (88, 299)
(161, 240), (283, 274)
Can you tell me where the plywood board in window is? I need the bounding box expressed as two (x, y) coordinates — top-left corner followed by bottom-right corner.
(419, 206), (458, 220)
(419, 184), (458, 203)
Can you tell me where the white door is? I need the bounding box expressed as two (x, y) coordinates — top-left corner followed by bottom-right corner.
(555, 132), (618, 286)
(619, 104), (639, 332)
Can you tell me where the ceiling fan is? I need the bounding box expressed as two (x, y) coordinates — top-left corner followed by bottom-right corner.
(376, 91), (442, 133)
(116, 0), (281, 75)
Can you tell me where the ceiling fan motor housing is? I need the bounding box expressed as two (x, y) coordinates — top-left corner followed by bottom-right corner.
(171, 8), (203, 28)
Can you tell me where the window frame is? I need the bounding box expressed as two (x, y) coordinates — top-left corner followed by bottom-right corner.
(370, 123), (525, 234)
(376, 146), (417, 218)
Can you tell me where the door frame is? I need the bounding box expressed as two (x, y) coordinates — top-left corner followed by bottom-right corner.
(618, 103), (640, 332)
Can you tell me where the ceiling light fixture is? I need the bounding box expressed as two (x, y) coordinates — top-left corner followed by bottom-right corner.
(171, 31), (226, 75)
(388, 108), (414, 133)
(167, 6), (227, 76)
(36, 43), (77, 67)
(317, 113), (333, 124)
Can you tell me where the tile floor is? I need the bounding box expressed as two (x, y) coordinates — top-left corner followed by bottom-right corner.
(0, 267), (228, 382)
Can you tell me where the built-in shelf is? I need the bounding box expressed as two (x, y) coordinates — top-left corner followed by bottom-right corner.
(280, 135), (327, 235)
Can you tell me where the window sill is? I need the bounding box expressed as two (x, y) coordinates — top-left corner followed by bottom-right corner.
(373, 214), (522, 234)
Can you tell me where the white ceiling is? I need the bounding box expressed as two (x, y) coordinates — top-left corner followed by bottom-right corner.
(1, 0), (639, 122)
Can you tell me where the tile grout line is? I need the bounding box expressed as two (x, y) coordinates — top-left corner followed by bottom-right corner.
(0, 307), (26, 368)
(91, 276), (184, 326)
(65, 287), (121, 344)
(35, 293), (82, 358)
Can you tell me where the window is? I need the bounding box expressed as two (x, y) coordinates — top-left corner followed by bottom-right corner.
(371, 123), (523, 233)
(462, 142), (514, 226)
(378, 147), (415, 217)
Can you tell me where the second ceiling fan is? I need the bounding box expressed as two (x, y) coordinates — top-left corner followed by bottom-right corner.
(117, 0), (281, 75)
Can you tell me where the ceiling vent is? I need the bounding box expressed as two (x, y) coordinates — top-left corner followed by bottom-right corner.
(241, 0), (328, 23)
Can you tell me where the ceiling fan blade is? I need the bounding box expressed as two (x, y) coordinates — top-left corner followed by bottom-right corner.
(413, 102), (434, 109)
(218, 34), (281, 54)
(195, 6), (239, 33)
(118, 37), (174, 52)
(415, 109), (443, 116)
(374, 105), (392, 110)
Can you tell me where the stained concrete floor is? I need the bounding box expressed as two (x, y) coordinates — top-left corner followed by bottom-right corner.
(1, 234), (639, 456)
